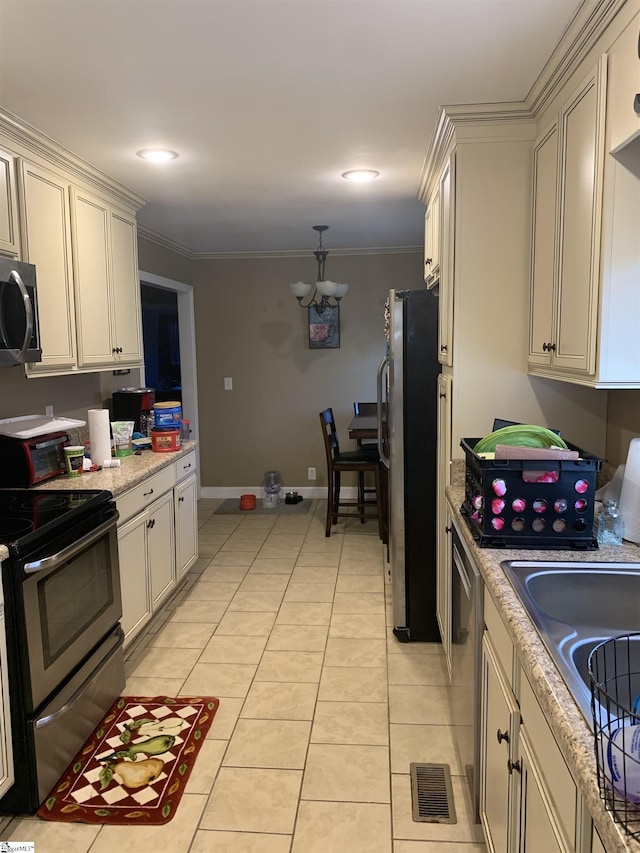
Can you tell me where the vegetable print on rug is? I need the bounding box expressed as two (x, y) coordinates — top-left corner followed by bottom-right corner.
(37, 695), (219, 825)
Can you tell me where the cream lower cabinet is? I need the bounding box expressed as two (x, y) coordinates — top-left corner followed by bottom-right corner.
(481, 589), (592, 853)
(436, 375), (452, 675)
(70, 186), (143, 370)
(118, 490), (175, 646)
(0, 148), (18, 256)
(19, 160), (77, 374)
(480, 632), (520, 853)
(175, 452), (198, 580)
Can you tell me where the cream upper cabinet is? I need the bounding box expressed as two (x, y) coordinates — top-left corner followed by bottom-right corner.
(606, 9), (640, 153)
(423, 206), (432, 283)
(437, 153), (454, 367)
(19, 161), (77, 374)
(528, 59), (606, 379)
(0, 148), (18, 257)
(71, 187), (142, 370)
(424, 186), (441, 285)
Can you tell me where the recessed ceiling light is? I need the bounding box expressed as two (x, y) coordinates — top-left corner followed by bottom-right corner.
(342, 169), (380, 183)
(136, 149), (179, 162)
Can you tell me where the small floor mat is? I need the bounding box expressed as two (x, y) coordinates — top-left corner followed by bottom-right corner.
(37, 695), (219, 826)
(214, 498), (313, 515)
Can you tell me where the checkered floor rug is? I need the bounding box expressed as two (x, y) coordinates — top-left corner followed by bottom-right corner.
(37, 695), (219, 825)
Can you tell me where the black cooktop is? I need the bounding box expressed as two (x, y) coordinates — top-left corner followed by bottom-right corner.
(0, 489), (114, 552)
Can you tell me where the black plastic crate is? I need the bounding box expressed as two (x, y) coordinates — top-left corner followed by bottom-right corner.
(461, 437), (602, 549)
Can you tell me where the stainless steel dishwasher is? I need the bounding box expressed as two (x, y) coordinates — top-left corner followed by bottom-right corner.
(450, 521), (483, 823)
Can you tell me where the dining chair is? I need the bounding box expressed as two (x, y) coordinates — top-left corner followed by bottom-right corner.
(319, 408), (386, 539)
(353, 401), (380, 519)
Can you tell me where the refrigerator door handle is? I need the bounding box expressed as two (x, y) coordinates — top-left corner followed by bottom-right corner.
(377, 355), (390, 468)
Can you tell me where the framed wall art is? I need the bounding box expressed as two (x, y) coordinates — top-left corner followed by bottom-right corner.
(308, 304), (340, 349)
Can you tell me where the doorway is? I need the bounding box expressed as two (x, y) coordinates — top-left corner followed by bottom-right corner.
(141, 284), (182, 401)
(138, 270), (199, 454)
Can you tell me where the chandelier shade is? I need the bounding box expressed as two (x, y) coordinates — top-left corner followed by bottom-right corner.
(289, 226), (349, 313)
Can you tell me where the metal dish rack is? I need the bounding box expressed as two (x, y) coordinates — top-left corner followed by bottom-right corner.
(589, 633), (640, 839)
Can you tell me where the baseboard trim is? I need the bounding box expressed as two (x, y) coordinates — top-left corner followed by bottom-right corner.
(200, 486), (358, 500)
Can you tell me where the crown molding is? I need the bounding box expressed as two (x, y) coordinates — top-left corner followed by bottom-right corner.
(136, 224), (194, 258)
(0, 107), (146, 212)
(525, 0), (626, 118)
(191, 245), (422, 261)
(136, 225), (421, 260)
(417, 102), (535, 201)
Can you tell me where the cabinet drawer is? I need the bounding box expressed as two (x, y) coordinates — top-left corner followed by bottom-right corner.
(484, 588), (514, 688)
(175, 450), (197, 484)
(520, 670), (577, 848)
(116, 465), (176, 525)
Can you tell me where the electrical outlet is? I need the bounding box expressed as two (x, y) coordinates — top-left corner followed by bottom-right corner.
(308, 467), (316, 481)
(45, 405), (54, 417)
(224, 377), (233, 391)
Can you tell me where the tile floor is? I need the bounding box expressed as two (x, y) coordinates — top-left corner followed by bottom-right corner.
(3, 499), (487, 852)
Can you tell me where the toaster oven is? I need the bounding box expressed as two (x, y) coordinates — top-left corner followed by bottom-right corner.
(0, 431), (70, 487)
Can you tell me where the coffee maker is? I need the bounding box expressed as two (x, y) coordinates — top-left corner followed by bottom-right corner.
(112, 388), (155, 435)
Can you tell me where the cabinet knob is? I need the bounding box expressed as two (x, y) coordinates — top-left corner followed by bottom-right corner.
(178, 496), (184, 503)
(634, 94), (640, 116)
(425, 258), (432, 266)
(542, 342), (557, 352)
(496, 729), (509, 744)
(445, 526), (452, 534)
(146, 518), (155, 529)
(439, 392), (446, 399)
(507, 758), (521, 775)
(440, 344), (448, 352)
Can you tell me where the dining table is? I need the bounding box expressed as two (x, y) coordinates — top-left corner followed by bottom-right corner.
(347, 414), (378, 442)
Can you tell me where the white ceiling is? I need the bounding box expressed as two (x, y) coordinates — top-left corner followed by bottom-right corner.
(0, 0), (583, 254)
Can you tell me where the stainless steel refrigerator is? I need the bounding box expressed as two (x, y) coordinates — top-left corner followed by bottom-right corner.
(377, 288), (441, 642)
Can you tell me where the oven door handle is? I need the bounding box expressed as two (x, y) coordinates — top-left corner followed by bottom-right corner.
(23, 514), (118, 574)
(35, 631), (123, 729)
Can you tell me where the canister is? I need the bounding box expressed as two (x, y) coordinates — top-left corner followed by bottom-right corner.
(151, 428), (181, 452)
(153, 401), (182, 429)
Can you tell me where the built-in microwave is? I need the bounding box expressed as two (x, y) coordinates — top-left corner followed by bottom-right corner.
(0, 257), (42, 366)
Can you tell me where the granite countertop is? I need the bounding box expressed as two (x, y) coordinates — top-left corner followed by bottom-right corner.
(446, 483), (640, 853)
(0, 441), (197, 563)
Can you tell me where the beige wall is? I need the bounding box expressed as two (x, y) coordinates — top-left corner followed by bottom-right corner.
(606, 390), (640, 466)
(137, 236), (194, 285)
(191, 251), (423, 490)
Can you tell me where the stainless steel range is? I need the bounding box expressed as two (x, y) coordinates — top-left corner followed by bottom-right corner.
(0, 489), (124, 813)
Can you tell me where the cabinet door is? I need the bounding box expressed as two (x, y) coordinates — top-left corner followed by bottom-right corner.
(438, 153), (455, 367)
(117, 513), (151, 645)
(480, 633), (520, 853)
(518, 731), (568, 853)
(554, 60), (606, 375)
(607, 10), (640, 154)
(148, 491), (176, 609)
(528, 122), (558, 368)
(110, 209), (142, 365)
(436, 376), (452, 675)
(0, 148), (18, 256)
(0, 609), (14, 798)
(429, 186), (441, 283)
(71, 187), (114, 367)
(423, 207), (432, 282)
(176, 473), (198, 579)
(19, 161), (77, 373)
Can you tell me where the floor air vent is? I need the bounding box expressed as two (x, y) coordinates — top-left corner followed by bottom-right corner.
(410, 762), (457, 824)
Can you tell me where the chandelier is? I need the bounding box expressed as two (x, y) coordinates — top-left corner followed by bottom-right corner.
(289, 225), (349, 313)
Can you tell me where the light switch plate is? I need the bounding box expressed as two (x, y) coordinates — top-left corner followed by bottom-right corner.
(224, 377), (233, 391)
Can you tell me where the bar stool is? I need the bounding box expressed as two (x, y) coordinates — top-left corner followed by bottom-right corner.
(319, 408), (385, 539)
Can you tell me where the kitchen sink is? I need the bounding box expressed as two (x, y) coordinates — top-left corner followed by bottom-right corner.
(501, 561), (640, 726)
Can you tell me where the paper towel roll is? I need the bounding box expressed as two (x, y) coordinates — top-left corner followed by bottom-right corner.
(619, 437), (640, 544)
(88, 409), (112, 466)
